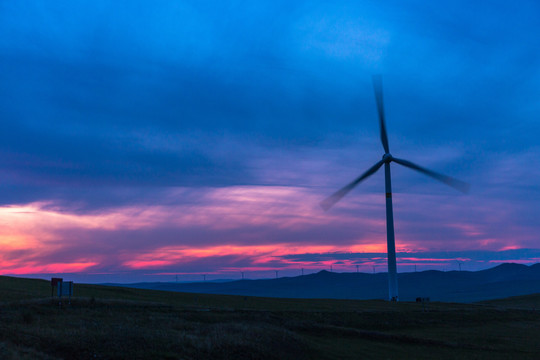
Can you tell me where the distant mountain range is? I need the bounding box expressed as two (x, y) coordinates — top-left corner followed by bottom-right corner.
(108, 263), (540, 303)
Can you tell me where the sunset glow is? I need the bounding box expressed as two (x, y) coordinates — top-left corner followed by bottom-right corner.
(1, 183), (538, 282)
(1, 1), (539, 283)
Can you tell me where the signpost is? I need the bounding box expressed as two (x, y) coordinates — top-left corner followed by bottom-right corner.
(58, 281), (73, 298)
(51, 277), (63, 297)
(52, 279), (73, 305)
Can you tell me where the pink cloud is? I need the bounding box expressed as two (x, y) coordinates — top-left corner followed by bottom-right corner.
(1, 183), (538, 280)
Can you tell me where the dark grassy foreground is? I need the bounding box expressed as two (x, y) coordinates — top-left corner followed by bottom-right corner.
(1, 276), (539, 359)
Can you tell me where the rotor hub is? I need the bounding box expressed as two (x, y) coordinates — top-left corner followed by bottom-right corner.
(382, 153), (393, 162)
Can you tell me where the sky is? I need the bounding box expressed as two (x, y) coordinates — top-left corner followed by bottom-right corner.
(0, 0), (539, 283)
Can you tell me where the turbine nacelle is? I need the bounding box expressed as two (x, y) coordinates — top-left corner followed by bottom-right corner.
(321, 75), (470, 301)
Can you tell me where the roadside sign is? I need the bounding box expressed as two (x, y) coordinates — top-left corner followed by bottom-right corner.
(51, 277), (63, 297)
(57, 281), (73, 297)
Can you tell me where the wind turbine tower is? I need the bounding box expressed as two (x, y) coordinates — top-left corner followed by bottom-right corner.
(322, 75), (469, 301)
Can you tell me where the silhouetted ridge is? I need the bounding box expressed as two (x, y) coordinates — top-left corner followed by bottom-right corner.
(310, 270), (335, 277)
(111, 263), (540, 303)
(482, 263), (528, 272)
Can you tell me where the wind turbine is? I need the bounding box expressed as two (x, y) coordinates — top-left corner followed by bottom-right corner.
(321, 75), (469, 301)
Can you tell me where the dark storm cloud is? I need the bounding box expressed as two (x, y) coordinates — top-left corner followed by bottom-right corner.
(1, 0), (537, 207)
(0, 1), (372, 208)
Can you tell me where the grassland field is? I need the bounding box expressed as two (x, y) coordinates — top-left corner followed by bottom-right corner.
(0, 275), (539, 359)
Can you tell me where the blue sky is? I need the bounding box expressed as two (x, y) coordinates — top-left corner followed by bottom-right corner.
(0, 1), (539, 282)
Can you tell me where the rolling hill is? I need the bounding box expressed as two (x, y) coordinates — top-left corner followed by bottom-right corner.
(1, 273), (540, 359)
(115, 263), (540, 302)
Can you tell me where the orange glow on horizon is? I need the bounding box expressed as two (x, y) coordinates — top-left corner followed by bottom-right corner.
(0, 192), (390, 275)
(499, 245), (520, 251)
(1, 261), (98, 275)
(121, 244), (358, 269)
(349, 243), (386, 253)
(0, 186), (528, 277)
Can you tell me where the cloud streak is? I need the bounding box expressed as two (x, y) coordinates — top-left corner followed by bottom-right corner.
(1, 183), (538, 281)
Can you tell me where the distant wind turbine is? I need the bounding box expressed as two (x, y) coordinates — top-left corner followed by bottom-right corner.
(321, 75), (469, 301)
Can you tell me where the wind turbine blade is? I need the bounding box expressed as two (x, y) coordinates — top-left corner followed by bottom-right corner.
(321, 159), (385, 211)
(392, 157), (470, 193)
(373, 75), (389, 154)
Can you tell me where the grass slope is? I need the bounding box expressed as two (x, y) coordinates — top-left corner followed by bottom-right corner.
(1, 275), (539, 359)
